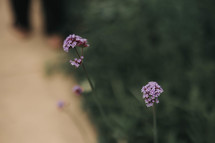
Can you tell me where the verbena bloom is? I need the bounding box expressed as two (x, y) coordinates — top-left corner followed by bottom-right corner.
(70, 56), (84, 68)
(73, 85), (83, 95)
(63, 34), (89, 52)
(57, 101), (65, 109)
(141, 81), (163, 107)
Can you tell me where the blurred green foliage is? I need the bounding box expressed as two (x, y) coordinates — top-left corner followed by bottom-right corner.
(58, 0), (215, 142)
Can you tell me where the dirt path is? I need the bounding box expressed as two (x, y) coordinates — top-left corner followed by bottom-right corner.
(0, 0), (96, 143)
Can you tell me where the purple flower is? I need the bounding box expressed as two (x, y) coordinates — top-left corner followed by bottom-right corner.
(73, 85), (83, 95)
(70, 56), (84, 68)
(141, 81), (163, 107)
(63, 34), (89, 52)
(57, 101), (65, 109)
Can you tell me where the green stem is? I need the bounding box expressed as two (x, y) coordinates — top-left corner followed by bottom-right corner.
(74, 48), (94, 91)
(82, 64), (112, 128)
(153, 106), (158, 143)
(82, 63), (94, 91)
(74, 47), (112, 128)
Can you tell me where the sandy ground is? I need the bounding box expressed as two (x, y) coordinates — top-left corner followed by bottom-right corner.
(0, 0), (96, 143)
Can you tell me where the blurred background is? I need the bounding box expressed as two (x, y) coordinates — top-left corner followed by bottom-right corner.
(0, 0), (96, 143)
(1, 0), (215, 143)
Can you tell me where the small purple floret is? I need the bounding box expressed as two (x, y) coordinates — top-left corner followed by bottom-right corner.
(70, 56), (84, 68)
(57, 101), (65, 109)
(73, 85), (83, 95)
(63, 34), (89, 52)
(141, 81), (163, 107)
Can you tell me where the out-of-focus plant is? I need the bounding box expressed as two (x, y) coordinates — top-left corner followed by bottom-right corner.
(141, 82), (164, 143)
(50, 0), (215, 142)
(62, 32), (166, 143)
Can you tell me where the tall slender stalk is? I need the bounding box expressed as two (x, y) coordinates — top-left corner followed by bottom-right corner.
(153, 105), (158, 143)
(74, 47), (112, 128)
(82, 63), (94, 91)
(74, 47), (94, 90)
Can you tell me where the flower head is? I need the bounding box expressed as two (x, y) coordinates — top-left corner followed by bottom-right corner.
(141, 81), (163, 107)
(70, 56), (84, 68)
(63, 34), (89, 52)
(57, 100), (65, 109)
(73, 85), (83, 95)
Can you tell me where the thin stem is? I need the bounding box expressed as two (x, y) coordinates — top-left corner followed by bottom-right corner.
(74, 47), (112, 128)
(74, 47), (94, 91)
(82, 63), (94, 91)
(81, 62), (110, 127)
(82, 64), (112, 128)
(74, 47), (81, 58)
(153, 106), (158, 143)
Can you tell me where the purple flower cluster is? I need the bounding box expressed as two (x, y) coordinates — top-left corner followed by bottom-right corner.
(73, 85), (83, 95)
(141, 81), (163, 107)
(63, 34), (89, 52)
(63, 34), (89, 68)
(70, 56), (84, 68)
